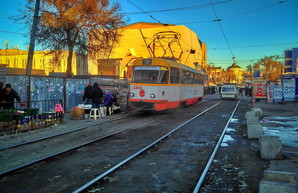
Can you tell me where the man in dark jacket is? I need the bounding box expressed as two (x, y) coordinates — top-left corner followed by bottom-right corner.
(82, 83), (92, 104)
(91, 82), (103, 108)
(1, 83), (24, 109)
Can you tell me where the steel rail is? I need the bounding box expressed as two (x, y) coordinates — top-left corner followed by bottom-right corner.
(0, 113), (134, 151)
(0, 127), (130, 176)
(72, 101), (222, 193)
(192, 98), (242, 193)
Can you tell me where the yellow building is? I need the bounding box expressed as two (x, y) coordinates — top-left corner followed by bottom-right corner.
(227, 63), (243, 84)
(88, 22), (207, 78)
(208, 67), (223, 84)
(0, 49), (78, 76)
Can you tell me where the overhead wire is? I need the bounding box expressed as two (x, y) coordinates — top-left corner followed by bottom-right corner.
(126, 0), (161, 23)
(208, 0), (235, 62)
(208, 41), (298, 50)
(175, 0), (288, 24)
(126, 0), (210, 67)
(124, 0), (233, 14)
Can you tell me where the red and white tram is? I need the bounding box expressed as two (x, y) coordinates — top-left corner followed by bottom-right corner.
(129, 58), (205, 111)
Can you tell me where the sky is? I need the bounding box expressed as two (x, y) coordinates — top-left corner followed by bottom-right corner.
(0, 0), (298, 69)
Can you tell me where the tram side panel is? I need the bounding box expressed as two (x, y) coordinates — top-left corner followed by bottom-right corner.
(129, 84), (204, 111)
(178, 85), (204, 106)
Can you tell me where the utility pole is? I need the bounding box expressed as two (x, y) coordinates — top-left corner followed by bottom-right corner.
(26, 0), (41, 75)
(25, 0), (41, 108)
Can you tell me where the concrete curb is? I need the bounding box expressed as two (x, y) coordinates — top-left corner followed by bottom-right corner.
(259, 170), (298, 193)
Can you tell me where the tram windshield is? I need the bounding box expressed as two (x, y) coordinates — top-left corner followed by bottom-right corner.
(132, 66), (168, 84)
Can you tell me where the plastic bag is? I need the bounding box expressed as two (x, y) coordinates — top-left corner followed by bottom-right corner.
(54, 103), (64, 112)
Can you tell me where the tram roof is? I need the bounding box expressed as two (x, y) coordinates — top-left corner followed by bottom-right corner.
(133, 58), (204, 75)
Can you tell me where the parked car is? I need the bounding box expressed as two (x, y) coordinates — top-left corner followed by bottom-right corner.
(220, 85), (238, 100)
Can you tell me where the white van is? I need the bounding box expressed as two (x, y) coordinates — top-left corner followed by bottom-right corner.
(220, 85), (238, 100)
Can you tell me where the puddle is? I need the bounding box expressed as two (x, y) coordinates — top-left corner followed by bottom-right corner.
(221, 135), (234, 147)
(261, 116), (298, 148)
(230, 118), (239, 124)
(226, 127), (235, 132)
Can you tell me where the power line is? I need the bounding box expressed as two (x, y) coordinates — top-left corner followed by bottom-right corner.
(222, 0), (287, 20)
(0, 30), (26, 35)
(208, 41), (298, 50)
(126, 0), (161, 23)
(176, 0), (288, 25)
(209, 0), (235, 61)
(124, 0), (233, 14)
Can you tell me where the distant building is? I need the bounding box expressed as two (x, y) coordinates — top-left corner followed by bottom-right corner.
(227, 63), (243, 84)
(208, 66), (223, 84)
(0, 49), (84, 76)
(284, 48), (298, 74)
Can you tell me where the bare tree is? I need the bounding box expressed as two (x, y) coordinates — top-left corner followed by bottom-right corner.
(21, 0), (124, 77)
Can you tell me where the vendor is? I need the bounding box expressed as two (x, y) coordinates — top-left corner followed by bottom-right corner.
(103, 90), (113, 107)
(1, 83), (25, 109)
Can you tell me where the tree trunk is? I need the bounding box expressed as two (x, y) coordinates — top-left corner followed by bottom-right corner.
(66, 44), (73, 78)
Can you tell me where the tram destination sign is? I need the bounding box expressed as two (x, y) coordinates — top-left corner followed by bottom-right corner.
(134, 66), (160, 70)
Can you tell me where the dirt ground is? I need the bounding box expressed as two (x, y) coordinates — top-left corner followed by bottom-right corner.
(201, 97), (298, 193)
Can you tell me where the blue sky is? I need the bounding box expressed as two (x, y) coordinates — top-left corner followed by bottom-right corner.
(1, 0), (298, 69)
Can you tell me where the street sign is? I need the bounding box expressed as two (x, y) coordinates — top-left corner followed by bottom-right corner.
(254, 70), (260, 79)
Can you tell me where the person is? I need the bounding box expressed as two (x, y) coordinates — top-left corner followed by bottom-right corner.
(248, 86), (253, 97)
(103, 90), (113, 107)
(1, 83), (25, 109)
(103, 90), (113, 115)
(82, 82), (92, 104)
(238, 87), (243, 96)
(91, 82), (103, 109)
(244, 86), (249, 96)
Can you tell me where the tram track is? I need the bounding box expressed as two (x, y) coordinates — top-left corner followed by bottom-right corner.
(73, 99), (241, 193)
(73, 102), (223, 193)
(0, 112), (156, 176)
(0, 98), (240, 193)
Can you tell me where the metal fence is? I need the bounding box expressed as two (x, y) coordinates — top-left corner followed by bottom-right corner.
(4, 75), (130, 112)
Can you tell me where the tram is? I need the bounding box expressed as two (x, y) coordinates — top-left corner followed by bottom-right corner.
(129, 58), (205, 111)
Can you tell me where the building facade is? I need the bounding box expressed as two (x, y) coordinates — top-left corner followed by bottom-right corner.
(88, 22), (207, 78)
(0, 49), (81, 76)
(226, 63), (243, 84)
(284, 47), (298, 74)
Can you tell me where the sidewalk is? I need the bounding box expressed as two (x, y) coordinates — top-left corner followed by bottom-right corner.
(254, 99), (298, 174)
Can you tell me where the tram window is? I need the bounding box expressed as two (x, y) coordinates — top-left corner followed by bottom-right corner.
(132, 70), (158, 83)
(180, 69), (186, 84)
(158, 70), (168, 84)
(186, 71), (194, 84)
(170, 67), (180, 84)
(131, 68), (168, 84)
(198, 74), (204, 84)
(194, 73), (199, 84)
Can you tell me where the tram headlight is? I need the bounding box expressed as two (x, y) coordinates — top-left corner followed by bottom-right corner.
(150, 93), (156, 98)
(130, 92), (135, 97)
